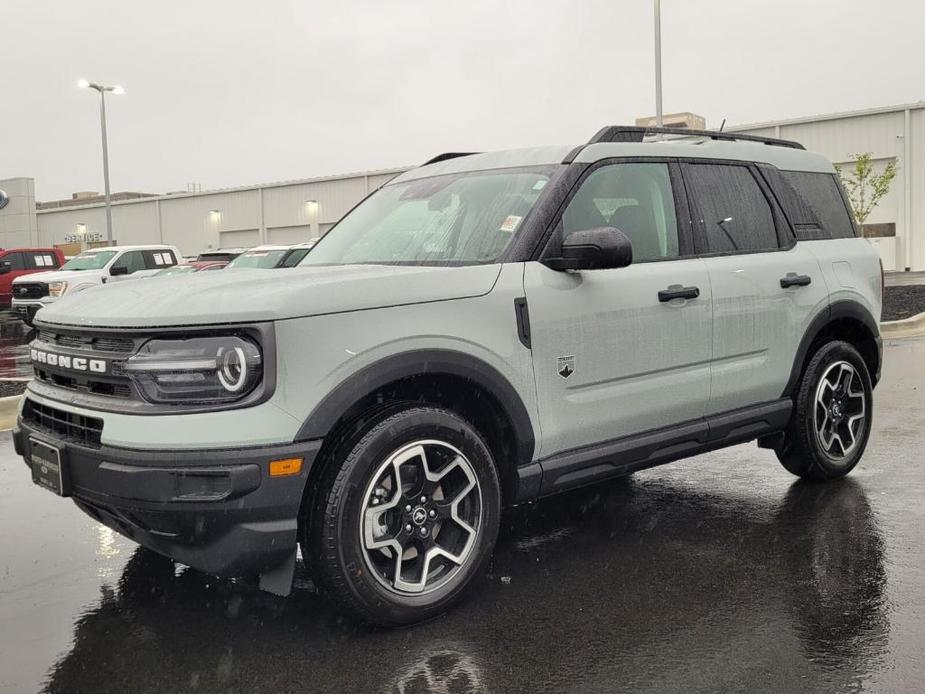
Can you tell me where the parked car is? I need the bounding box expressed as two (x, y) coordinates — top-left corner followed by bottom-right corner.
(11, 244), (180, 325)
(153, 260), (227, 276)
(13, 127), (882, 627)
(0, 247), (65, 309)
(196, 248), (247, 263)
(225, 241), (316, 270)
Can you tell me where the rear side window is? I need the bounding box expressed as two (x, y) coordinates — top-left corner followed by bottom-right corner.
(685, 164), (779, 253)
(29, 253), (59, 269)
(143, 250), (177, 269)
(781, 171), (856, 239)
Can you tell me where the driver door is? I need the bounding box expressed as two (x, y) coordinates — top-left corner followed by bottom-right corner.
(524, 161), (712, 459)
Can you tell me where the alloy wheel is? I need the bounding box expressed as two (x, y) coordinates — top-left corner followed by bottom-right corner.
(813, 360), (866, 460)
(360, 440), (482, 595)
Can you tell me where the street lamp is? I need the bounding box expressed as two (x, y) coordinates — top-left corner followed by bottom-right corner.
(77, 79), (125, 246)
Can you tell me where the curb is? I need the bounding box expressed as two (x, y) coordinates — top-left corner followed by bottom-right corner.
(881, 310), (925, 339)
(0, 394), (22, 432)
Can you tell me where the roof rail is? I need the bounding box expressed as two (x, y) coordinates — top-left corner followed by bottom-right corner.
(422, 152), (480, 166)
(588, 126), (805, 150)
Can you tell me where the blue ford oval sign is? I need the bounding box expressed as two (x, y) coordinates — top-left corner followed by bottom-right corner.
(0, 190), (9, 210)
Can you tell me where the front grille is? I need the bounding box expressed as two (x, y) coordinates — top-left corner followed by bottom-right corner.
(14, 283), (48, 300)
(22, 398), (104, 447)
(31, 329), (139, 401)
(37, 330), (135, 353)
(33, 367), (132, 398)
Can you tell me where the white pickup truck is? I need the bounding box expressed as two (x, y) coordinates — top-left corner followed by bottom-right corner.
(12, 244), (180, 325)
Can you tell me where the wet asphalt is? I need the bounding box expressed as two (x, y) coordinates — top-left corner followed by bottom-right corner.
(1, 337), (924, 693)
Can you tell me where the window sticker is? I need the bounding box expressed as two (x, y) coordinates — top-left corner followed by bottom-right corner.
(532, 179), (547, 191)
(499, 215), (523, 233)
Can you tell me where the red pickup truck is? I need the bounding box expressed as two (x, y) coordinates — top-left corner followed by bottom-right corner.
(0, 247), (65, 309)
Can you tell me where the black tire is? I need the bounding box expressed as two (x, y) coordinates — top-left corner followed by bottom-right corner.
(776, 340), (873, 481)
(303, 406), (501, 626)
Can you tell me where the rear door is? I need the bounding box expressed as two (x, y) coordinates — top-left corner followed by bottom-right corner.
(681, 161), (829, 415)
(525, 160), (712, 458)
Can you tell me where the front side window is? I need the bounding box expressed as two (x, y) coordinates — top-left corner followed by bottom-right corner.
(3, 253), (26, 270)
(60, 250), (117, 271)
(302, 167), (556, 266)
(685, 164), (779, 253)
(113, 251), (147, 274)
(561, 163), (680, 262)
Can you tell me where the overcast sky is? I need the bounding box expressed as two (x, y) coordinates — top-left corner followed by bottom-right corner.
(5, 0), (924, 200)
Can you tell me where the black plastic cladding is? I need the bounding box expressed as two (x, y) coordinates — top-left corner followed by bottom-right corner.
(28, 319), (278, 416)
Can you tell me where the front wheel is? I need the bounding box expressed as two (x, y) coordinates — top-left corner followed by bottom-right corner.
(304, 406), (501, 626)
(776, 340), (873, 481)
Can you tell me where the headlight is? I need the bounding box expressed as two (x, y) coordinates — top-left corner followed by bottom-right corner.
(124, 336), (262, 404)
(48, 281), (68, 298)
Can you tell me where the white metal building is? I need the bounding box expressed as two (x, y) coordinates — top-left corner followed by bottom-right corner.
(0, 168), (405, 257)
(1, 101), (923, 268)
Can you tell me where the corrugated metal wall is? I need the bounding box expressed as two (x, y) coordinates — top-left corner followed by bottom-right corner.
(36, 169), (405, 257)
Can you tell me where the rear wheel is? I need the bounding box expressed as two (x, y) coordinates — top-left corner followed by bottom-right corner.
(304, 406), (501, 626)
(776, 340), (873, 481)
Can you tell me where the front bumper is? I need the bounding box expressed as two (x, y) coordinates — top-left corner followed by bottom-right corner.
(14, 418), (321, 583)
(11, 298), (52, 322)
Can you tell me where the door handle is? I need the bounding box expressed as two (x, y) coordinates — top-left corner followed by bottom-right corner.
(780, 273), (812, 288)
(658, 285), (700, 302)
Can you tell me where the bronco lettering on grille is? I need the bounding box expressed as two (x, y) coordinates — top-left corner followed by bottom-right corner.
(31, 349), (107, 374)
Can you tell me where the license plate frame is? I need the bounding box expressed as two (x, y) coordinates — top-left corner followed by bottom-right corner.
(30, 439), (69, 496)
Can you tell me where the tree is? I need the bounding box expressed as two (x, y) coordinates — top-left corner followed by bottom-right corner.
(834, 153), (898, 226)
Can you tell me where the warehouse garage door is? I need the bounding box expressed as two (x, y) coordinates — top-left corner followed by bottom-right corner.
(219, 229), (260, 248)
(268, 226), (312, 245)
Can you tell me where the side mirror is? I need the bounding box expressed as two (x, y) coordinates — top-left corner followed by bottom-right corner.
(543, 227), (633, 271)
(0, 261), (11, 275)
(110, 265), (129, 276)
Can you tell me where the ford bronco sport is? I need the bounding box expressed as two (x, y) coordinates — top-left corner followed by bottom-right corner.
(13, 126), (882, 626)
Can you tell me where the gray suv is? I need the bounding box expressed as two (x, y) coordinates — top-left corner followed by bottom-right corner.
(13, 126), (882, 625)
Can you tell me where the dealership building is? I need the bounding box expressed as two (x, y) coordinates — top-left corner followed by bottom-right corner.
(1, 101), (924, 269)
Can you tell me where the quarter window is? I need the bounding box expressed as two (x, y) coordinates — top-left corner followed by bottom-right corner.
(561, 163), (680, 262)
(781, 171), (856, 239)
(686, 164), (779, 253)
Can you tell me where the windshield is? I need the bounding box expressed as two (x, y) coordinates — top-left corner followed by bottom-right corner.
(227, 249), (288, 269)
(60, 250), (118, 271)
(302, 167), (556, 266)
(155, 265), (196, 276)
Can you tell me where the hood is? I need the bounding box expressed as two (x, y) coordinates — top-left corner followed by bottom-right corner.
(13, 269), (104, 285)
(35, 264), (503, 328)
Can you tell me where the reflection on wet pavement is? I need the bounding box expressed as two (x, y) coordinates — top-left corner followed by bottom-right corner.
(0, 312), (34, 379)
(1, 337), (924, 693)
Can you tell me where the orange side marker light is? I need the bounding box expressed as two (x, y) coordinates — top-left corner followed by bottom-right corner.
(269, 458), (303, 477)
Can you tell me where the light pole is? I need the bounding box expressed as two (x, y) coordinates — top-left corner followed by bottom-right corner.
(77, 79), (124, 246)
(653, 0), (663, 127)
